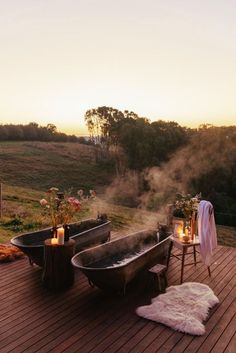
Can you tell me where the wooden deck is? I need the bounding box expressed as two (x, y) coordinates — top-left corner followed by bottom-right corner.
(0, 242), (235, 353)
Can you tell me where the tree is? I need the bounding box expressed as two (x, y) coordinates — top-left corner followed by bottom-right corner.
(46, 123), (57, 135)
(84, 106), (125, 145)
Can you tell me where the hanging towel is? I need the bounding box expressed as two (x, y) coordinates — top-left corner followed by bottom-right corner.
(197, 200), (217, 266)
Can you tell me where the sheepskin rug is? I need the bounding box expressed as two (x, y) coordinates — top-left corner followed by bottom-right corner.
(0, 245), (24, 263)
(136, 282), (219, 335)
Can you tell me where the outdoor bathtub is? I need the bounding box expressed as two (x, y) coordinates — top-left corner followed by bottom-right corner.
(71, 228), (170, 294)
(11, 218), (111, 267)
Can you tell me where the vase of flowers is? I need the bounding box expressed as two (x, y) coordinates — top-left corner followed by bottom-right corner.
(40, 187), (82, 240)
(40, 187), (96, 241)
(173, 193), (201, 239)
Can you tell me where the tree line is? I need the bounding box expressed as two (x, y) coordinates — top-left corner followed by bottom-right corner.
(0, 122), (90, 144)
(85, 106), (189, 170)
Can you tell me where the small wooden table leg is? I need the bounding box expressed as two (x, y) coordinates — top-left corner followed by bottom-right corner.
(163, 271), (168, 288)
(193, 245), (197, 265)
(167, 240), (173, 269)
(208, 266), (211, 277)
(181, 247), (187, 284)
(157, 275), (162, 291)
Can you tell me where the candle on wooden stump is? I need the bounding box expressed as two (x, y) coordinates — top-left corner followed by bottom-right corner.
(51, 238), (58, 245)
(57, 227), (65, 245)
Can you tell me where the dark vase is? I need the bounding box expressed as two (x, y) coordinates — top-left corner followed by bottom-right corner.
(63, 224), (70, 241)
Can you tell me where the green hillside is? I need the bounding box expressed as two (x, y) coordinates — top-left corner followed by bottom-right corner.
(0, 141), (115, 191)
(0, 141), (115, 243)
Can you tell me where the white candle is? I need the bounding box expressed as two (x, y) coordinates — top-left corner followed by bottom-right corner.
(51, 238), (58, 245)
(57, 227), (64, 245)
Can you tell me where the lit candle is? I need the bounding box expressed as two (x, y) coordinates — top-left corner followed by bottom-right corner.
(179, 232), (185, 241)
(57, 227), (64, 245)
(174, 224), (183, 237)
(51, 238), (58, 245)
(177, 224), (183, 236)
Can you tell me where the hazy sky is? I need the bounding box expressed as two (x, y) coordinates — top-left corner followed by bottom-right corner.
(0, 0), (236, 135)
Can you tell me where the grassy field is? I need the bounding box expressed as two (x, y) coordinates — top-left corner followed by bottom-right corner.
(0, 141), (114, 192)
(0, 141), (235, 247)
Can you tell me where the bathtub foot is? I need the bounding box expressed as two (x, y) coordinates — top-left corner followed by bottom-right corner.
(88, 279), (95, 288)
(28, 257), (34, 266)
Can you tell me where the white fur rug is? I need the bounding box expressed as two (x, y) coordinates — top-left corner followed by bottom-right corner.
(136, 282), (219, 335)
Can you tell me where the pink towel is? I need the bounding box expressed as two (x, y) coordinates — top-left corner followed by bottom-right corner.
(197, 200), (217, 266)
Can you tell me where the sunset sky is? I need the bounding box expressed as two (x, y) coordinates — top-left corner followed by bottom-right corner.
(0, 0), (236, 135)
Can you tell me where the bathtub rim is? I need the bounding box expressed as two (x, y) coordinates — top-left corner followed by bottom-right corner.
(10, 218), (111, 249)
(71, 229), (171, 271)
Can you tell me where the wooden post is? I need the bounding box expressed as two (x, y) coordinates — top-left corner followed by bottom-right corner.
(0, 183), (2, 219)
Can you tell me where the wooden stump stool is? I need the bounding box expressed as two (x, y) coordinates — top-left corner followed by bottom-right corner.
(148, 264), (168, 292)
(42, 239), (75, 290)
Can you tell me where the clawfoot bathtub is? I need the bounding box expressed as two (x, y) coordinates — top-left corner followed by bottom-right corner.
(11, 218), (111, 267)
(72, 228), (170, 294)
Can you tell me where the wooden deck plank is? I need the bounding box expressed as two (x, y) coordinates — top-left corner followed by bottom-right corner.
(196, 293), (236, 353)
(47, 280), (151, 353)
(0, 285), (98, 350)
(210, 313), (236, 353)
(27, 290), (142, 353)
(0, 281), (90, 338)
(223, 332), (236, 353)
(0, 244), (235, 353)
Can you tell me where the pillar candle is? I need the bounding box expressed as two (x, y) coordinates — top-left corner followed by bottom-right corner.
(57, 227), (64, 245)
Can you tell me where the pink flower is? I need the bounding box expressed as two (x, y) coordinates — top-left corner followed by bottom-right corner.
(40, 187), (93, 226)
(67, 197), (81, 209)
(40, 199), (48, 206)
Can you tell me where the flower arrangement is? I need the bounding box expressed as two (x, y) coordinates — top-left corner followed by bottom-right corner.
(173, 193), (201, 220)
(40, 187), (96, 230)
(40, 187), (63, 228)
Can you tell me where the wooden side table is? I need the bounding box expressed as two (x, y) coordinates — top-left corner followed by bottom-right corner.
(42, 239), (75, 290)
(167, 236), (211, 283)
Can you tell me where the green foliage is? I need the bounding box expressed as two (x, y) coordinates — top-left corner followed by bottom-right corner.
(187, 125), (236, 226)
(1, 215), (42, 233)
(2, 216), (24, 232)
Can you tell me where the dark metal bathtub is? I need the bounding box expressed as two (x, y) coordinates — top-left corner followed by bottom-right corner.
(11, 218), (111, 267)
(71, 229), (170, 294)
